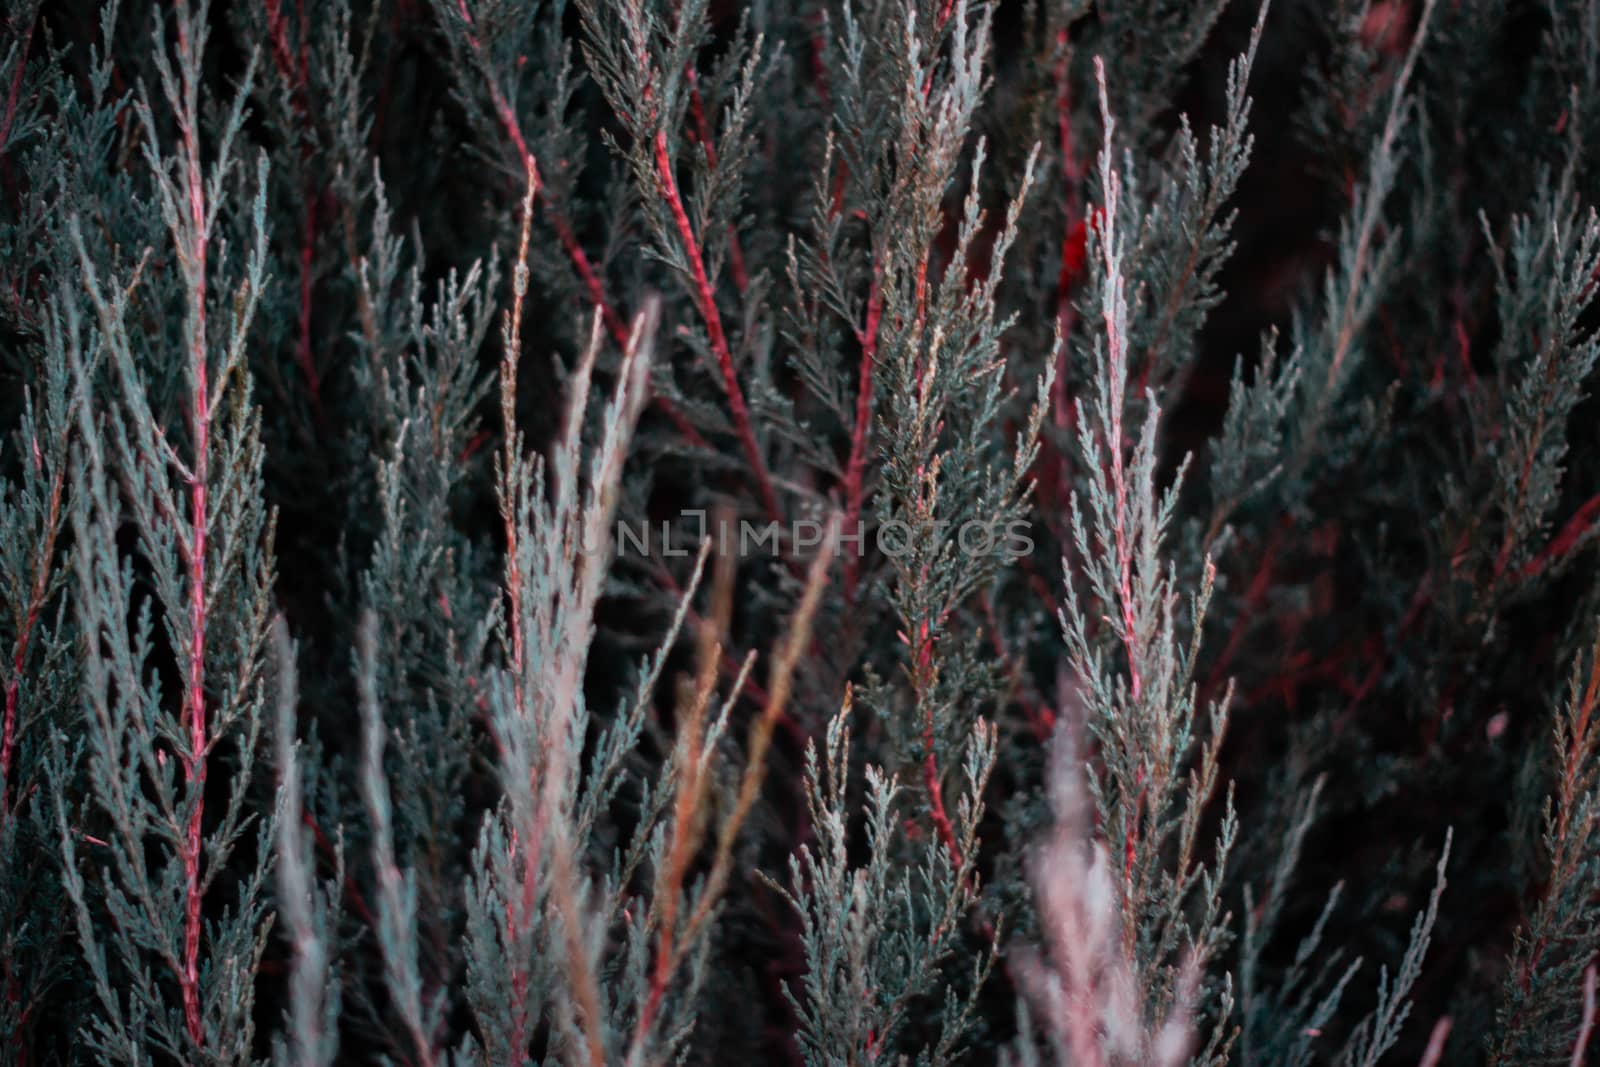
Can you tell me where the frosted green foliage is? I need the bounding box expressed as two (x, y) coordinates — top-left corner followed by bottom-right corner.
(271, 621), (341, 1067)
(54, 4), (278, 1062)
(0, 277), (82, 1066)
(1200, 0), (1438, 542)
(766, 700), (998, 1067)
(5, 0), (1600, 1063)
(1055, 60), (1237, 1059)
(1481, 185), (1600, 585)
(1491, 631), (1600, 1064)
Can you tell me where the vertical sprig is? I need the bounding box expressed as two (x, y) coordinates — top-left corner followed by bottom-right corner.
(1273, 0), (1437, 500)
(0, 282), (80, 1066)
(471, 270), (656, 1063)
(1010, 728), (1202, 1067)
(767, 695), (1000, 1067)
(271, 621), (340, 1067)
(577, 0), (781, 520)
(1492, 626), (1600, 1064)
(1056, 58), (1237, 1050)
(358, 612), (443, 1067)
(153, 6), (223, 1039)
(1480, 187), (1600, 592)
(860, 0), (1052, 862)
(56, 2), (277, 1060)
(435, 0), (632, 343)
(628, 525), (838, 1065)
(0, 307), (71, 820)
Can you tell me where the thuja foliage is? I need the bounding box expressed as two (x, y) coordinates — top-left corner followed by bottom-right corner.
(4, 0), (1600, 1063)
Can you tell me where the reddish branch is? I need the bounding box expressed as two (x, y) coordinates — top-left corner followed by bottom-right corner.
(499, 158), (538, 1063)
(454, 0), (625, 342)
(451, 1), (705, 447)
(1122, 771), (1148, 948)
(1520, 493), (1600, 581)
(551, 215), (629, 345)
(1575, 966), (1598, 1067)
(500, 157), (537, 735)
(922, 726), (960, 863)
(842, 266), (883, 601)
(1053, 29), (1088, 336)
(634, 618), (724, 1051)
(1091, 63), (1143, 705)
(1550, 636), (1598, 889)
(262, 0), (300, 90)
(902, 233), (959, 862)
(652, 128), (783, 523)
(1417, 1017), (1453, 1067)
(910, 609), (961, 866)
(172, 12), (210, 1048)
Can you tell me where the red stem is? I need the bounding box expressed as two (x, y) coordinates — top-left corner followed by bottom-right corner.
(1519, 493), (1600, 582)
(1519, 650), (1600, 1002)
(500, 158), (539, 1065)
(262, 0), (297, 87)
(842, 266), (883, 601)
(453, 0), (706, 449)
(652, 128), (782, 523)
(636, 750), (705, 1047)
(913, 612), (961, 865)
(1493, 337), (1565, 582)
(922, 713), (960, 863)
(1122, 785), (1142, 907)
(455, 0), (620, 347)
(181, 275), (209, 1044)
(1098, 254), (1142, 702)
(1053, 29), (1087, 333)
(171, 14), (211, 1048)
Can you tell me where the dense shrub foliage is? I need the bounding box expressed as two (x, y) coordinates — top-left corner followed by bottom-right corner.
(2, 0), (1599, 1063)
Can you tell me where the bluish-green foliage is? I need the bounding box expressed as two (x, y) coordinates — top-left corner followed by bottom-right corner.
(1, 0), (1599, 1064)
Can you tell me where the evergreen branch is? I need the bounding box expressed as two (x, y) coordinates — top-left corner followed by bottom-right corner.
(651, 126), (783, 523)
